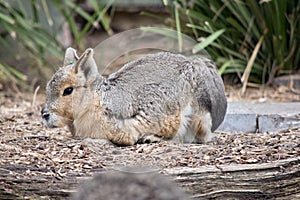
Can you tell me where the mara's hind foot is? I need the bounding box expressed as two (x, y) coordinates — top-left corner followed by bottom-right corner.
(195, 112), (215, 143)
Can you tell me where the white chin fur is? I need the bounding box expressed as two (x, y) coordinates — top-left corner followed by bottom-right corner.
(43, 113), (61, 128)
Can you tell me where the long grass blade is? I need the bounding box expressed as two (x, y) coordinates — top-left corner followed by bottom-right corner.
(192, 29), (225, 53)
(241, 31), (266, 94)
(174, 1), (183, 52)
(0, 12), (15, 24)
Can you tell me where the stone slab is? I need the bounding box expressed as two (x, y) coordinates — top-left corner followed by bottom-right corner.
(217, 102), (300, 133)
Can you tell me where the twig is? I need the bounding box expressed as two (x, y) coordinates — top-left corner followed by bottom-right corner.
(241, 30), (266, 95)
(289, 75), (300, 95)
(32, 85), (40, 112)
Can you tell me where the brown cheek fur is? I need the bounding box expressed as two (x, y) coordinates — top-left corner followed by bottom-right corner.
(56, 95), (74, 120)
(51, 70), (77, 124)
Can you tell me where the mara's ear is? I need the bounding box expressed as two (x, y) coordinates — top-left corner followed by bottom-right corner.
(63, 47), (79, 66)
(74, 48), (98, 85)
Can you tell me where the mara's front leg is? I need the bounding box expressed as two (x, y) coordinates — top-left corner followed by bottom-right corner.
(107, 131), (140, 146)
(136, 134), (164, 144)
(107, 123), (166, 145)
(106, 122), (142, 145)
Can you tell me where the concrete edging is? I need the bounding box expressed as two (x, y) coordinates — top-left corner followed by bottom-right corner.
(217, 102), (300, 133)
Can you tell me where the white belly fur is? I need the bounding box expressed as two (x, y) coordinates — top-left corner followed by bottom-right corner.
(173, 104), (213, 143)
(172, 104), (194, 143)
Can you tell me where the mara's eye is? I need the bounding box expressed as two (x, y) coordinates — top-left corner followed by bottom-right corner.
(63, 87), (73, 96)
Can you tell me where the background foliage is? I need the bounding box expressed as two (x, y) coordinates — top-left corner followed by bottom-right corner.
(165, 0), (300, 89)
(0, 0), (299, 91)
(0, 0), (112, 90)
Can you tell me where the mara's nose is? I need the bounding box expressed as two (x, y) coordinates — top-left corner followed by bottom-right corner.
(41, 107), (50, 121)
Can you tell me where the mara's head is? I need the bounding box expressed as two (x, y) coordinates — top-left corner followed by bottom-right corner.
(42, 48), (99, 129)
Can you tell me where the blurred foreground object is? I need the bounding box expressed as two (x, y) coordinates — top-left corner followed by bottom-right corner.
(73, 170), (189, 200)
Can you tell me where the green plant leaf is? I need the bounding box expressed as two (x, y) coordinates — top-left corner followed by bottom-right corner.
(174, 1), (183, 52)
(218, 59), (232, 75)
(192, 29), (225, 53)
(140, 26), (179, 40)
(0, 12), (15, 24)
(165, 0), (300, 84)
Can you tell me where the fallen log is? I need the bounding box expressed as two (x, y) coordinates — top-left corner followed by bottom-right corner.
(1, 157), (299, 199)
(165, 157), (300, 199)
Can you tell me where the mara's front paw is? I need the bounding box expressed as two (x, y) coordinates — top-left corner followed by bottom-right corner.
(136, 134), (163, 144)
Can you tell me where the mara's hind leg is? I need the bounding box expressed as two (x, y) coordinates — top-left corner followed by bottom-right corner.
(194, 112), (214, 143)
(137, 110), (181, 144)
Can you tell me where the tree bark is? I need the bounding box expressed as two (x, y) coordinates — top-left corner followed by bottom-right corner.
(0, 157), (299, 199)
(165, 157), (300, 199)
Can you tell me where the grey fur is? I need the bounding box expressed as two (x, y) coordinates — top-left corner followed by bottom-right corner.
(103, 52), (226, 131)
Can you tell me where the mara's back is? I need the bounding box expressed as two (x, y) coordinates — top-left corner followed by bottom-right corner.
(100, 52), (227, 133)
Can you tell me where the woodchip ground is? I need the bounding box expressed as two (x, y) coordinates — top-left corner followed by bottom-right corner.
(0, 87), (299, 199)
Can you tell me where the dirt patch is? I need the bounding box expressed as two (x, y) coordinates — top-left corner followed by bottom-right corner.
(226, 85), (300, 103)
(0, 88), (299, 199)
